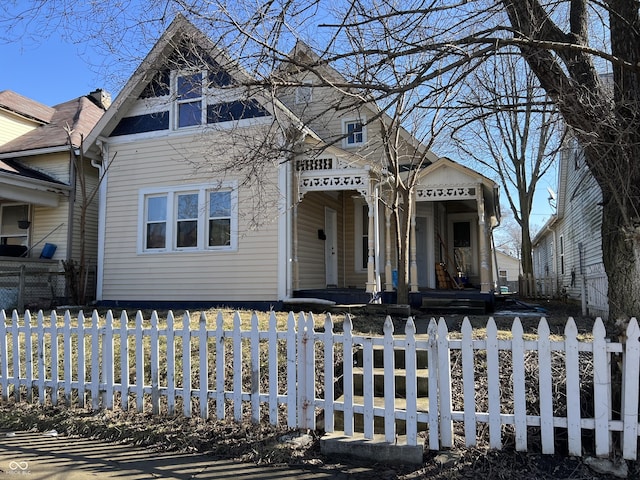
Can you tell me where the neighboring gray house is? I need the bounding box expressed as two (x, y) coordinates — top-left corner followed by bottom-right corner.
(531, 133), (608, 318)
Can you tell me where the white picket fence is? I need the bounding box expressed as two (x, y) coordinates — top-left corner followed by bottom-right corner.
(0, 308), (639, 460)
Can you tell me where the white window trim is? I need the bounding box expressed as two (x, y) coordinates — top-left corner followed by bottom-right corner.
(173, 70), (207, 130)
(342, 117), (367, 148)
(138, 182), (238, 254)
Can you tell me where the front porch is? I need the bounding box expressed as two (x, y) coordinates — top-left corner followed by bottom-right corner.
(291, 286), (495, 313)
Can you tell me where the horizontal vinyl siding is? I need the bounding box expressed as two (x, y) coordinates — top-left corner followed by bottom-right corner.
(101, 133), (280, 302)
(558, 164), (604, 300)
(20, 152), (71, 184)
(0, 115), (37, 146)
(296, 191), (346, 289)
(70, 159), (99, 270)
(31, 201), (69, 262)
(297, 192), (331, 289)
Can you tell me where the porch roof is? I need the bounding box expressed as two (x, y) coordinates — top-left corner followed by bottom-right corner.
(0, 159), (69, 207)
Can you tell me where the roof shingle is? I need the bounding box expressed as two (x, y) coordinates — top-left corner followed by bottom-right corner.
(0, 94), (105, 154)
(0, 90), (55, 124)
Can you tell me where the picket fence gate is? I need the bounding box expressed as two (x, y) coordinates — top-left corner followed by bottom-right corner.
(0, 308), (639, 460)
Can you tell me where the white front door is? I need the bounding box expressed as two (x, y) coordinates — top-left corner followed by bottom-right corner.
(325, 207), (338, 286)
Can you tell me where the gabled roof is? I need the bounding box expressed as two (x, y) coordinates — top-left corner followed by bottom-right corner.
(277, 41), (439, 163)
(0, 95), (105, 156)
(0, 90), (55, 124)
(418, 156), (497, 188)
(85, 15), (324, 158)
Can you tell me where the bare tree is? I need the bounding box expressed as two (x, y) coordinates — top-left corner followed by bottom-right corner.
(6, 1), (640, 327)
(451, 54), (562, 282)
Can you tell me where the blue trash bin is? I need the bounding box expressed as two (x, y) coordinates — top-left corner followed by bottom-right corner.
(40, 243), (57, 259)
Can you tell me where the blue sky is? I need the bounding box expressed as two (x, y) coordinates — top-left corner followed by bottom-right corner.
(0, 35), (114, 106)
(1, 18), (555, 228)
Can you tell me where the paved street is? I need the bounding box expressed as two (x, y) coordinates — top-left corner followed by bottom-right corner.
(0, 431), (366, 479)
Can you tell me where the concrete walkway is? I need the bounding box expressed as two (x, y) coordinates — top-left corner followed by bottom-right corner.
(0, 431), (363, 479)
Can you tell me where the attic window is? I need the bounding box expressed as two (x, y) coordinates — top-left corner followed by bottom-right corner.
(343, 118), (366, 147)
(176, 71), (204, 128)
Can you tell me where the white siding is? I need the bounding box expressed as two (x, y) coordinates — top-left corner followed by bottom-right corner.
(101, 132), (281, 302)
(297, 191), (344, 289)
(0, 113), (38, 146)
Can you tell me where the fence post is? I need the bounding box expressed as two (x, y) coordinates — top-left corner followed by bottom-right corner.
(233, 311), (243, 421)
(182, 312), (192, 417)
(120, 311), (130, 411)
(90, 311), (100, 410)
(592, 318), (611, 457)
(286, 312), (297, 428)
(250, 312), (260, 423)
(0, 310), (8, 401)
(24, 310), (33, 403)
(166, 311), (175, 416)
(35, 311), (45, 404)
(103, 310), (114, 409)
(50, 311), (59, 407)
(150, 311), (160, 415)
(437, 317), (453, 448)
(199, 311), (208, 420)
(297, 312), (315, 430)
(382, 316), (395, 443)
(622, 318), (640, 460)
(426, 318), (439, 450)
(268, 311), (279, 425)
(461, 318), (476, 447)
(405, 317), (418, 445)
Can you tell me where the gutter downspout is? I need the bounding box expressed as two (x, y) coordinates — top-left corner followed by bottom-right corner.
(92, 137), (108, 302)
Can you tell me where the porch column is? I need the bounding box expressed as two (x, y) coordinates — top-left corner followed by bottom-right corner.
(292, 203), (299, 290)
(384, 204), (393, 292)
(477, 190), (491, 293)
(410, 189), (419, 293)
(366, 189), (377, 294)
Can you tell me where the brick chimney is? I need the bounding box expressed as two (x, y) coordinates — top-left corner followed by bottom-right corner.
(88, 89), (112, 110)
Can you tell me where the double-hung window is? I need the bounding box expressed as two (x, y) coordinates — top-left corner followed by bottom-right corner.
(141, 183), (237, 253)
(176, 193), (199, 248)
(208, 191), (231, 247)
(343, 118), (366, 147)
(176, 71), (204, 128)
(144, 196), (168, 249)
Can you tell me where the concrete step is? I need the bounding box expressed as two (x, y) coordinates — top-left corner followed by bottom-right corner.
(352, 367), (429, 397)
(332, 394), (429, 435)
(421, 297), (486, 314)
(353, 343), (429, 369)
(320, 431), (424, 465)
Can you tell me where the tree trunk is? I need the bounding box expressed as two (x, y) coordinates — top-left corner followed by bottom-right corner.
(394, 186), (412, 305)
(601, 200), (640, 334)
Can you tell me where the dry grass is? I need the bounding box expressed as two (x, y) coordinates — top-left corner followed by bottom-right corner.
(0, 299), (635, 479)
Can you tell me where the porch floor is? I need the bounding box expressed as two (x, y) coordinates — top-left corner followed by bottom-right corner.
(291, 287), (495, 314)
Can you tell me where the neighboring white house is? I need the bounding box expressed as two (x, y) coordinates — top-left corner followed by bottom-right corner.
(0, 89), (107, 308)
(493, 250), (521, 293)
(531, 133), (608, 318)
(83, 15), (501, 309)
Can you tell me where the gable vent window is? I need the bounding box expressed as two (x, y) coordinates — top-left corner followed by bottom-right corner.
(295, 83), (313, 104)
